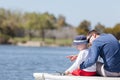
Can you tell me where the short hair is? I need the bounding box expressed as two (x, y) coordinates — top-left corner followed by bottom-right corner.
(87, 30), (100, 36)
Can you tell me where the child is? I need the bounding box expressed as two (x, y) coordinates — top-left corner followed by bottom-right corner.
(65, 35), (97, 76)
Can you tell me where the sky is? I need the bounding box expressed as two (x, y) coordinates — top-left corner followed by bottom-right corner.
(0, 0), (120, 28)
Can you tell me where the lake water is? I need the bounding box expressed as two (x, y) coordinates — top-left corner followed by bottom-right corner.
(0, 45), (78, 80)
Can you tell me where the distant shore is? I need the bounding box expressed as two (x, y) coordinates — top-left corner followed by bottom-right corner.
(0, 37), (72, 47)
(16, 41), (67, 47)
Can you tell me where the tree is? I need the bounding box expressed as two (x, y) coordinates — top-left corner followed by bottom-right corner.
(56, 15), (67, 28)
(95, 23), (105, 33)
(0, 9), (23, 37)
(113, 24), (120, 40)
(23, 12), (56, 41)
(36, 13), (56, 41)
(104, 27), (113, 33)
(23, 12), (39, 39)
(76, 20), (91, 35)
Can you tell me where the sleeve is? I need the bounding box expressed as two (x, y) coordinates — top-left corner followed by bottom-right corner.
(66, 51), (86, 72)
(80, 42), (100, 69)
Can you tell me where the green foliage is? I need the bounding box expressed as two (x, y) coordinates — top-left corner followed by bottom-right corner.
(76, 20), (91, 35)
(76, 28), (87, 35)
(0, 8), (120, 45)
(22, 12), (57, 40)
(56, 15), (68, 28)
(95, 23), (105, 33)
(104, 27), (113, 34)
(103, 23), (120, 40)
(113, 24), (120, 40)
(0, 8), (71, 43)
(0, 34), (10, 44)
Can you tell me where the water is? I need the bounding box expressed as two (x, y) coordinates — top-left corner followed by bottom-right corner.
(0, 45), (78, 80)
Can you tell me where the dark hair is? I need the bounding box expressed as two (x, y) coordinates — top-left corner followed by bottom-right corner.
(87, 30), (100, 36)
(87, 30), (100, 43)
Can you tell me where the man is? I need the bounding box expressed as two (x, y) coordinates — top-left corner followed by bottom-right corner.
(80, 30), (120, 77)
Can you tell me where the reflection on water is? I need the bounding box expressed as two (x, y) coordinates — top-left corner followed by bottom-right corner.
(0, 45), (78, 80)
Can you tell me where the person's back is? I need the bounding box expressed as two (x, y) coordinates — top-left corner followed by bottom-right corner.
(80, 30), (120, 77)
(94, 34), (120, 72)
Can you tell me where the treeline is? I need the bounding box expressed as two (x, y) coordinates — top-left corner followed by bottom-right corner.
(77, 20), (120, 40)
(0, 8), (120, 44)
(0, 8), (70, 44)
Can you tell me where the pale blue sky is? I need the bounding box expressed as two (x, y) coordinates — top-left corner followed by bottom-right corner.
(0, 0), (120, 28)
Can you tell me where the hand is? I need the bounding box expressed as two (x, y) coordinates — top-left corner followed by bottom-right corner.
(64, 71), (70, 75)
(66, 55), (78, 61)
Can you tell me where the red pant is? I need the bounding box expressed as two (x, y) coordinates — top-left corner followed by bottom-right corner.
(71, 69), (96, 76)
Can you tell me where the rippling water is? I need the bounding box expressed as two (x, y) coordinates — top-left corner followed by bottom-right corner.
(0, 45), (78, 80)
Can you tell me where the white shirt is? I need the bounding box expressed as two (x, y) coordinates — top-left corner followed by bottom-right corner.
(66, 49), (96, 72)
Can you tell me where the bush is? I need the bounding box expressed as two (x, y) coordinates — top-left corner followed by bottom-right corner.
(0, 34), (10, 44)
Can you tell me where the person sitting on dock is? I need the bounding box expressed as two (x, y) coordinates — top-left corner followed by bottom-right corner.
(65, 35), (97, 76)
(80, 30), (120, 77)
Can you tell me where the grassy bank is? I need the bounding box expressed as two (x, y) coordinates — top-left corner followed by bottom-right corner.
(13, 37), (73, 46)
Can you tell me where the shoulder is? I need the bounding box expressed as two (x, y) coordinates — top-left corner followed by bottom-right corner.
(99, 33), (114, 39)
(81, 49), (88, 52)
(80, 49), (89, 55)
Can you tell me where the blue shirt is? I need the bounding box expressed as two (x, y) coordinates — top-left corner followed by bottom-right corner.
(80, 34), (120, 72)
